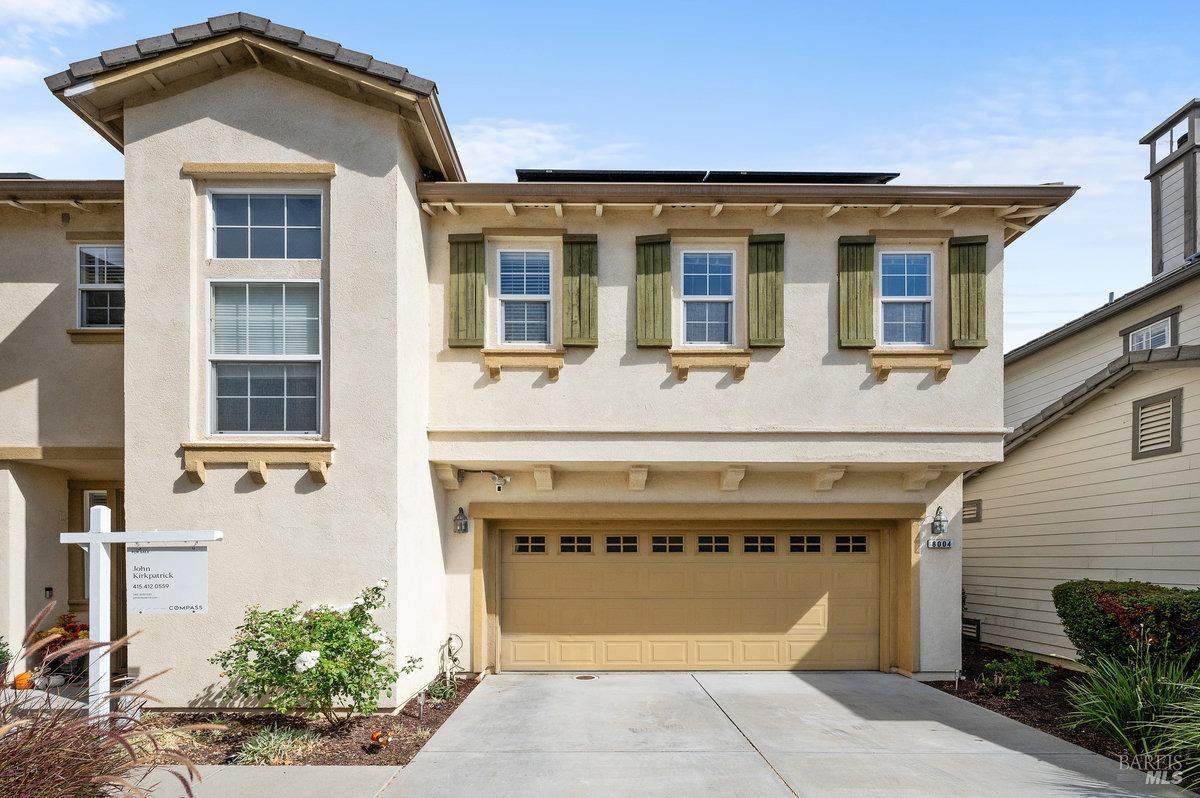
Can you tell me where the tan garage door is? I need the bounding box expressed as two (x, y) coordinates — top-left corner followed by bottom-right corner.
(500, 529), (879, 670)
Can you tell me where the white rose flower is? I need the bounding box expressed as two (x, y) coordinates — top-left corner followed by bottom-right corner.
(294, 650), (320, 673)
(371, 643), (392, 658)
(375, 579), (387, 590)
(367, 629), (387, 643)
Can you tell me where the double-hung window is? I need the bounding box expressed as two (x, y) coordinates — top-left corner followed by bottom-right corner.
(210, 192), (322, 259)
(78, 245), (124, 327)
(498, 249), (551, 344)
(682, 251), (734, 345)
(1128, 318), (1171, 351)
(209, 282), (321, 434)
(880, 252), (933, 346)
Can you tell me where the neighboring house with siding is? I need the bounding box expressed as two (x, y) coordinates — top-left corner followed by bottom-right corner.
(964, 100), (1200, 663)
(0, 13), (1075, 706)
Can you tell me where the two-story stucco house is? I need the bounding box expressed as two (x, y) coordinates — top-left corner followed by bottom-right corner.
(963, 100), (1200, 663)
(0, 13), (1075, 706)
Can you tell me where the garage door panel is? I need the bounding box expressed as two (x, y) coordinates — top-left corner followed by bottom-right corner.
(500, 529), (880, 671)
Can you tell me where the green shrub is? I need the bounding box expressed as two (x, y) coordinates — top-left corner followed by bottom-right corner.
(0, 635), (9, 667)
(426, 678), (458, 702)
(210, 580), (420, 726)
(1065, 643), (1200, 756)
(1052, 580), (1200, 666)
(978, 652), (1053, 700)
(234, 725), (320, 765)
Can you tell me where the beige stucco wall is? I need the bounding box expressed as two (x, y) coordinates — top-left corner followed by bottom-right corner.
(0, 463), (68, 662)
(966, 366), (1200, 661)
(427, 210), (1008, 469)
(121, 66), (444, 705)
(1004, 277), (1200, 427)
(0, 206), (124, 448)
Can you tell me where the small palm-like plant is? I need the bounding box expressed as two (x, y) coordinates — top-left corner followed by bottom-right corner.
(1153, 684), (1200, 787)
(234, 725), (320, 765)
(0, 602), (217, 798)
(1064, 641), (1200, 756)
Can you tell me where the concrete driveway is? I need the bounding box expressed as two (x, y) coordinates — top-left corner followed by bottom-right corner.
(391, 672), (1191, 797)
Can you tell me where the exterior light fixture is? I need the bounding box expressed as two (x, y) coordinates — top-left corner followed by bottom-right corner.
(931, 506), (949, 536)
(453, 507), (469, 535)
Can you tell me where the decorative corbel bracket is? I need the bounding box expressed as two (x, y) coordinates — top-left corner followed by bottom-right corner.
(180, 441), (334, 486)
(435, 464), (462, 491)
(719, 465), (747, 491)
(628, 465), (649, 491)
(669, 349), (751, 381)
(811, 466), (847, 492)
(902, 466), (944, 492)
(533, 465), (554, 491)
(482, 349), (564, 381)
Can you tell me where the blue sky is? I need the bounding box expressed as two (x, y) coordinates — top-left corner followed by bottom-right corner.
(2, 1), (1195, 348)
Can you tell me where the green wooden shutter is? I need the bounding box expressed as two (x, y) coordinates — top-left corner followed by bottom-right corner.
(636, 234), (671, 347)
(949, 235), (988, 348)
(748, 234), (785, 347)
(448, 234), (485, 347)
(562, 234), (598, 346)
(838, 235), (876, 348)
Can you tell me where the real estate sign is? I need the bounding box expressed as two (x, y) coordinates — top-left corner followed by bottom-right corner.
(126, 546), (209, 614)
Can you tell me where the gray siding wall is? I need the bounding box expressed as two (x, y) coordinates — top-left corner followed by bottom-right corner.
(1160, 161), (1187, 275)
(1005, 282), (1200, 427)
(966, 367), (1200, 661)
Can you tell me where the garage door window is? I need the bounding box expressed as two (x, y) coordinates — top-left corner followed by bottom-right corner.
(698, 534), (731, 553)
(743, 535), (776, 553)
(606, 535), (638, 553)
(790, 535), (821, 553)
(514, 535), (547, 554)
(835, 534), (868, 553)
(651, 535), (684, 553)
(560, 535), (592, 553)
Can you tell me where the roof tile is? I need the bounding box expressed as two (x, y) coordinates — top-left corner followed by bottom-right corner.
(263, 22), (304, 44)
(173, 22), (212, 43)
(401, 74), (436, 95)
(365, 59), (408, 83)
(207, 13), (242, 33)
(296, 34), (339, 57)
(68, 57), (106, 78)
(332, 46), (372, 70)
(44, 71), (72, 91)
(136, 34), (180, 55)
(236, 12), (270, 32)
(100, 44), (141, 67)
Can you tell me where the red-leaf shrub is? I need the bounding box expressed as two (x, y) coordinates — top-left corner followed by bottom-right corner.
(1052, 580), (1200, 666)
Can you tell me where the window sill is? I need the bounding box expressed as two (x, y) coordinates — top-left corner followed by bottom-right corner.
(668, 348), (751, 381)
(869, 349), (952, 382)
(481, 349), (565, 381)
(67, 327), (123, 344)
(180, 440), (334, 486)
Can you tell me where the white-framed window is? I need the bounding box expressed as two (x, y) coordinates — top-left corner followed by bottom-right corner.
(209, 190), (323, 259)
(77, 245), (124, 327)
(1128, 318), (1172, 351)
(682, 250), (734, 345)
(879, 251), (933, 346)
(497, 249), (552, 344)
(208, 281), (322, 435)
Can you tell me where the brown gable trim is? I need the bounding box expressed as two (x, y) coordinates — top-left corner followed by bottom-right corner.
(969, 345), (1200, 479)
(0, 179), (122, 202)
(1005, 263), (1200, 365)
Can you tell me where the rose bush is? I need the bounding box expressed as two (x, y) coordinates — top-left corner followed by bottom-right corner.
(210, 580), (419, 726)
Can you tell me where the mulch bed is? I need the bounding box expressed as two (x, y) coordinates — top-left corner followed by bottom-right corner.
(927, 639), (1123, 761)
(149, 678), (476, 766)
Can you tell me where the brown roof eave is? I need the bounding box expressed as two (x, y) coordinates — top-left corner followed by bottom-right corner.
(416, 181), (1079, 206)
(0, 179), (123, 202)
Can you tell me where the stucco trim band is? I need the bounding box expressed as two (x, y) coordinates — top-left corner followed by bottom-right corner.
(180, 162), (337, 180)
(467, 501), (927, 521)
(67, 327), (124, 344)
(65, 230), (123, 243)
(0, 447), (123, 460)
(180, 440), (334, 485)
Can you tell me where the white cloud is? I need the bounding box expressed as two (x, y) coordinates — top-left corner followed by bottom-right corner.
(0, 55), (44, 88)
(455, 118), (639, 182)
(0, 111), (122, 177)
(0, 0), (115, 40)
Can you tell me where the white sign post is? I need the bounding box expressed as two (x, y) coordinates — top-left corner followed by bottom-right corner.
(60, 505), (221, 718)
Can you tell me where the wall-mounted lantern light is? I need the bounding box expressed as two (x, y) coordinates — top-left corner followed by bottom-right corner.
(931, 506), (949, 536)
(453, 507), (470, 535)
